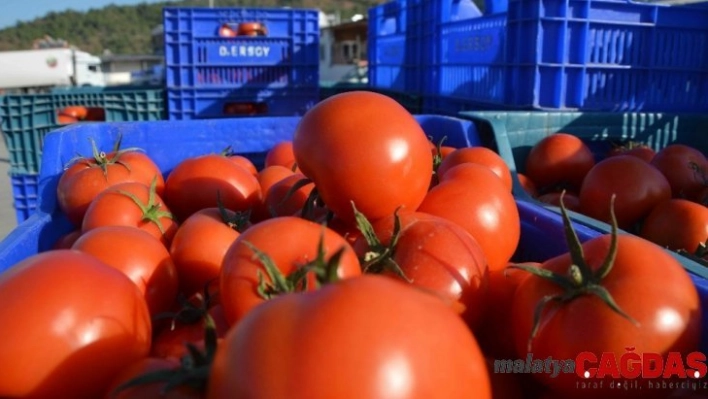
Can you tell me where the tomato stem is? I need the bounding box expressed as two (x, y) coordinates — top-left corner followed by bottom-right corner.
(508, 191), (639, 352)
(115, 176), (173, 235)
(216, 191), (250, 232)
(351, 202), (412, 283)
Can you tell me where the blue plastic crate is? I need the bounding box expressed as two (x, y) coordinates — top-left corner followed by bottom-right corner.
(428, 0), (708, 112)
(0, 87), (166, 175)
(167, 87), (319, 120)
(10, 173), (39, 224)
(368, 0), (441, 94)
(163, 7), (319, 91)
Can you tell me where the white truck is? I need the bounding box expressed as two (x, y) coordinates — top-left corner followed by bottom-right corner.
(0, 48), (106, 93)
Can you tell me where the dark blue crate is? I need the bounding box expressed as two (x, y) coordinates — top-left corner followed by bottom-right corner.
(429, 0), (708, 112)
(368, 0), (439, 94)
(10, 173), (39, 224)
(167, 87), (318, 120)
(163, 7), (319, 91)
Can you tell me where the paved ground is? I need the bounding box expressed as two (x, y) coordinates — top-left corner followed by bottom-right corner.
(0, 138), (16, 241)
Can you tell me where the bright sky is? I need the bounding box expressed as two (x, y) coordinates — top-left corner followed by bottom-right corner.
(0, 0), (184, 30)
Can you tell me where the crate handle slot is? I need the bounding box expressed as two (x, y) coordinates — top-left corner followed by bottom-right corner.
(57, 105), (105, 125)
(223, 102), (268, 116)
(218, 22), (268, 37)
(446, 0), (507, 21)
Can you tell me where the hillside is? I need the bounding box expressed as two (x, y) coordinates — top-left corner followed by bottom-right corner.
(0, 0), (385, 55)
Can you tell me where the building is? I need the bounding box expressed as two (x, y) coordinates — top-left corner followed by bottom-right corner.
(319, 15), (368, 84)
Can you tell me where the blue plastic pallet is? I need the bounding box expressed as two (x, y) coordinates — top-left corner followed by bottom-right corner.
(163, 7), (319, 90)
(426, 0), (708, 113)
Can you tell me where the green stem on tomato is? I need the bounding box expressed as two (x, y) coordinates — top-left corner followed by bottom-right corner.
(507, 191), (639, 352)
(116, 176), (173, 235)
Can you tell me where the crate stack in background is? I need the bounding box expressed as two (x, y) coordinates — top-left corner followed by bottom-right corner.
(367, 0), (708, 115)
(162, 7), (321, 120)
(0, 86), (165, 223)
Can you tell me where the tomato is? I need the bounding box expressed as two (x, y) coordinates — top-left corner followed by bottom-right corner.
(0, 250), (152, 398)
(264, 141), (298, 171)
(57, 114), (79, 125)
(170, 207), (244, 298)
(228, 155), (258, 177)
(293, 91), (433, 224)
(437, 147), (513, 191)
(608, 142), (656, 163)
(651, 144), (708, 199)
(164, 154), (262, 223)
(207, 275), (491, 399)
(57, 147), (165, 227)
(640, 199), (708, 253)
(59, 105), (89, 120)
(354, 210), (489, 329)
(219, 216), (362, 327)
(103, 357), (201, 399)
(263, 173), (315, 218)
(417, 163), (520, 272)
(476, 263), (539, 359)
(512, 233), (701, 398)
(52, 230), (82, 249)
(82, 181), (178, 246)
(537, 192), (581, 212)
(579, 155), (671, 230)
(517, 172), (538, 198)
(152, 303), (230, 361)
(323, 214), (363, 247)
(525, 133), (595, 192)
(72, 226), (179, 317)
(251, 165), (297, 223)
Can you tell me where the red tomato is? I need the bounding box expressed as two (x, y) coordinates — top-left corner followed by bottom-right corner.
(59, 105), (89, 120)
(170, 207), (244, 298)
(640, 199), (708, 253)
(537, 191), (581, 212)
(263, 173), (315, 218)
(476, 263), (539, 359)
(323, 214), (363, 246)
(207, 275), (491, 399)
(512, 234), (701, 398)
(651, 144), (708, 199)
(164, 154), (262, 223)
(252, 165), (297, 223)
(81, 181), (178, 246)
(0, 250), (152, 398)
(525, 133), (595, 192)
(579, 155), (671, 230)
(293, 91), (433, 224)
(608, 142), (656, 163)
(52, 230), (82, 249)
(152, 303), (230, 361)
(228, 155), (258, 177)
(57, 148), (164, 227)
(57, 114), (79, 125)
(219, 216), (362, 327)
(437, 147), (513, 191)
(517, 172), (539, 198)
(418, 163), (520, 272)
(355, 210), (489, 329)
(103, 357), (201, 399)
(265, 141), (298, 171)
(72, 226), (179, 317)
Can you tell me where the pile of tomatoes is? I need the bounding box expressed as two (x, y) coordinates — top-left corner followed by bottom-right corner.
(57, 105), (106, 125)
(0, 91), (703, 399)
(520, 134), (708, 262)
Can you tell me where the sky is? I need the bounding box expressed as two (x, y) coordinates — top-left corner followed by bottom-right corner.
(0, 0), (184, 30)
